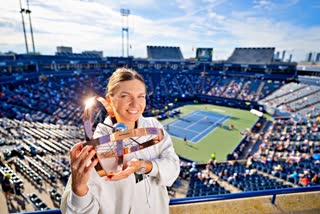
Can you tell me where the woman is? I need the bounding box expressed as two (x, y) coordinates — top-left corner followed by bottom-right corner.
(61, 68), (180, 214)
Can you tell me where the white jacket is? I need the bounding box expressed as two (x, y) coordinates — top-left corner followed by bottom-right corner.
(61, 116), (180, 214)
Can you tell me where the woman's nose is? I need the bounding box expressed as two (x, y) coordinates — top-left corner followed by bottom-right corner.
(129, 97), (139, 106)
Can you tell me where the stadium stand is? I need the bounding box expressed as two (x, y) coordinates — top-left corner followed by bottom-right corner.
(226, 47), (275, 65)
(261, 82), (320, 119)
(0, 46), (320, 213)
(147, 46), (184, 61)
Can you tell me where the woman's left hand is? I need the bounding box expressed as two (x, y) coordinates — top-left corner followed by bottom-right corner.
(105, 158), (142, 181)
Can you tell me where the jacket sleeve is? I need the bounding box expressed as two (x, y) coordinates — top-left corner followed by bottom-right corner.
(60, 176), (100, 214)
(147, 118), (180, 187)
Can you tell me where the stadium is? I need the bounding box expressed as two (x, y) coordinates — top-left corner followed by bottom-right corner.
(1, 1), (320, 214)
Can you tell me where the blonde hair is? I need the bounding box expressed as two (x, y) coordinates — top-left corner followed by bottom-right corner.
(107, 68), (145, 96)
(106, 68), (146, 117)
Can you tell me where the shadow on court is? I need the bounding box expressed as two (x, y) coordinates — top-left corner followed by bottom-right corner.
(185, 143), (198, 150)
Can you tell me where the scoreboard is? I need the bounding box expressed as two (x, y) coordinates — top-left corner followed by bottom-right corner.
(196, 48), (213, 62)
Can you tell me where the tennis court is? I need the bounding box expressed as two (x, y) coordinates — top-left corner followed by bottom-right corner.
(165, 110), (230, 143)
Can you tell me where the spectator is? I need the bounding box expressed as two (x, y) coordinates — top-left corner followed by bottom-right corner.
(2, 173), (13, 204)
(287, 171), (299, 184)
(311, 174), (320, 185)
(299, 176), (310, 186)
(189, 162), (198, 174)
(206, 159), (215, 174)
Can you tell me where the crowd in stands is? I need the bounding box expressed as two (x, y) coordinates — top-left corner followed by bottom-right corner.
(179, 161), (230, 197)
(213, 160), (292, 191)
(178, 153), (319, 198)
(0, 76), (86, 125)
(262, 82), (320, 119)
(0, 116), (78, 211)
(296, 104), (320, 119)
(1, 68), (320, 212)
(0, 71), (289, 125)
(262, 82), (305, 103)
(252, 160), (320, 187)
(252, 118), (320, 162)
(245, 118), (320, 187)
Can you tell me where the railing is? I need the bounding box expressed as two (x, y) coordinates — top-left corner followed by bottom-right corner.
(21, 186), (320, 214)
(169, 185), (320, 205)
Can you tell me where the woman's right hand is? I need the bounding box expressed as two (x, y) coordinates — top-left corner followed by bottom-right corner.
(69, 143), (98, 196)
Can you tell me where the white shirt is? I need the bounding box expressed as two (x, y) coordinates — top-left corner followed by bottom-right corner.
(61, 116), (180, 214)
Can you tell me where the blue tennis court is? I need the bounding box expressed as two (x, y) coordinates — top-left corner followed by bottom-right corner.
(165, 110), (230, 143)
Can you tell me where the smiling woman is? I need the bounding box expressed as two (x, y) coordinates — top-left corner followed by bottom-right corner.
(106, 71), (147, 129)
(61, 68), (180, 214)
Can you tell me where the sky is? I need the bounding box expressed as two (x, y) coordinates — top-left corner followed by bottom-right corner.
(0, 0), (320, 61)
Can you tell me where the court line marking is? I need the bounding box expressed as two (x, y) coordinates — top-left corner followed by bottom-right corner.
(190, 115), (230, 142)
(164, 110), (230, 143)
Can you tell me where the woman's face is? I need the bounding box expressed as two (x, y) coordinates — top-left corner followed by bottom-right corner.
(107, 79), (146, 127)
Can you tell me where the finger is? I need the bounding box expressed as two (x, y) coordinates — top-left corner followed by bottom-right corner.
(106, 165), (135, 181)
(77, 146), (95, 162)
(78, 149), (97, 172)
(126, 158), (140, 168)
(71, 146), (94, 170)
(70, 143), (83, 160)
(106, 159), (140, 181)
(85, 158), (99, 173)
(73, 147), (94, 173)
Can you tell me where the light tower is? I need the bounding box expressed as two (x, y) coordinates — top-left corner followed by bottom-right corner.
(19, 0), (29, 53)
(120, 8), (130, 57)
(26, 0), (36, 53)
